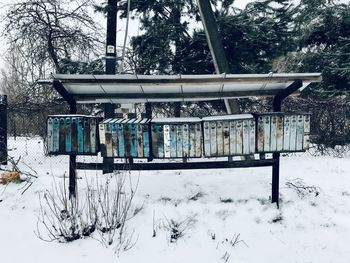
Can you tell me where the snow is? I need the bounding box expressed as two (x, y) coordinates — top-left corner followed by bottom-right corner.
(1, 137), (350, 263)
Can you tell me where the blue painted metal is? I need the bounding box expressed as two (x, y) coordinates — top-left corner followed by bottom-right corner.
(130, 119), (138, 157)
(77, 117), (84, 153)
(90, 118), (97, 153)
(52, 118), (60, 152)
(143, 121), (150, 157)
(118, 121), (125, 157)
(157, 124), (164, 158)
(170, 125), (177, 157)
(112, 120), (119, 157)
(176, 125), (183, 158)
(71, 117), (78, 152)
(151, 124), (158, 158)
(83, 118), (91, 153)
(47, 117), (54, 153)
(65, 117), (72, 152)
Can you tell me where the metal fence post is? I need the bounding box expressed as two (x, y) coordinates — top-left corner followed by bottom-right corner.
(0, 94), (7, 165)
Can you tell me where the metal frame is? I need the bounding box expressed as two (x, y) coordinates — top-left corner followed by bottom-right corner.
(51, 78), (306, 207)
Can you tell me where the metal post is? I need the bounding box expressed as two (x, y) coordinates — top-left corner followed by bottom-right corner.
(271, 80), (303, 207)
(69, 101), (77, 198)
(0, 95), (7, 165)
(103, 0), (117, 174)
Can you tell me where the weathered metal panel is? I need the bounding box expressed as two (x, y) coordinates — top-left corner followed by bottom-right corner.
(203, 122), (211, 157)
(189, 124), (196, 157)
(176, 125), (183, 158)
(283, 115), (290, 151)
(263, 116), (271, 152)
(270, 116), (277, 152)
(137, 120), (144, 158)
(71, 118), (78, 152)
(195, 123), (202, 157)
(83, 118), (91, 153)
(223, 121), (230, 155)
(216, 121), (224, 156)
(164, 124), (171, 158)
(182, 124), (189, 158)
(236, 120), (243, 155)
(130, 120), (138, 157)
(112, 120), (119, 157)
(90, 118), (97, 153)
(276, 115), (283, 152)
(157, 124), (164, 158)
(143, 122), (150, 157)
(124, 121), (131, 157)
(117, 122), (125, 157)
(47, 117), (54, 153)
(105, 120), (113, 157)
(304, 114), (311, 150)
(52, 118), (60, 152)
(65, 118), (72, 153)
(242, 119), (250, 155)
(170, 125), (177, 158)
(77, 118), (84, 153)
(257, 116), (264, 152)
(229, 121), (237, 155)
(59, 118), (65, 152)
(296, 115), (304, 151)
(289, 115), (297, 151)
(249, 119), (256, 154)
(151, 124), (158, 158)
(210, 122), (217, 156)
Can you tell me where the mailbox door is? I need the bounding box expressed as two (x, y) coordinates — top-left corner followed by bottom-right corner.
(242, 120), (250, 155)
(47, 118), (54, 153)
(124, 123), (131, 157)
(195, 123), (202, 157)
(118, 124), (125, 157)
(84, 119), (91, 153)
(270, 116), (277, 152)
(189, 124), (196, 157)
(296, 115), (304, 151)
(164, 124), (171, 158)
(143, 123), (150, 157)
(65, 118), (72, 153)
(223, 121), (230, 156)
(71, 118), (78, 153)
(263, 116), (271, 152)
(170, 125), (177, 158)
(216, 121), (224, 156)
(77, 118), (84, 153)
(210, 122), (217, 156)
(229, 121), (236, 155)
(105, 122), (113, 157)
(257, 116), (264, 152)
(182, 124), (189, 158)
(290, 115), (297, 151)
(90, 118), (97, 153)
(249, 119), (256, 154)
(203, 122), (211, 157)
(176, 125), (183, 158)
(304, 115), (310, 150)
(137, 123), (144, 158)
(130, 123), (138, 157)
(151, 124), (158, 158)
(112, 122), (119, 157)
(236, 120), (243, 155)
(52, 118), (60, 152)
(59, 118), (66, 152)
(276, 116), (284, 152)
(157, 125), (164, 158)
(283, 116), (290, 151)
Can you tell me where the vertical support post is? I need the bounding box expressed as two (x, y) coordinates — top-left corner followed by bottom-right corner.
(103, 0), (117, 174)
(0, 95), (7, 165)
(271, 80), (303, 207)
(69, 101), (77, 198)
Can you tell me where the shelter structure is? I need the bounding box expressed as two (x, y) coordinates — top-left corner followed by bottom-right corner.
(40, 72), (322, 207)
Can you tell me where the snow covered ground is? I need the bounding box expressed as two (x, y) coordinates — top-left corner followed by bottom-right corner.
(1, 137), (350, 263)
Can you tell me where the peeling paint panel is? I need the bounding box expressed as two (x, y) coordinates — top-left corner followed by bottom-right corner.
(229, 121), (237, 155)
(195, 123), (202, 157)
(263, 116), (271, 152)
(210, 122), (217, 156)
(283, 115), (290, 151)
(203, 122), (211, 157)
(242, 120), (250, 155)
(217, 121), (224, 156)
(270, 116), (277, 152)
(170, 125), (177, 158)
(223, 121), (230, 155)
(236, 120), (243, 155)
(257, 116), (264, 152)
(276, 116), (283, 152)
(249, 119), (256, 154)
(176, 125), (183, 158)
(289, 115), (297, 151)
(296, 115), (304, 151)
(164, 124), (171, 158)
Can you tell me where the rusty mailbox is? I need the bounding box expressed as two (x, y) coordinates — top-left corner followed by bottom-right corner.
(47, 115), (99, 155)
(202, 114), (255, 157)
(151, 118), (202, 158)
(99, 118), (151, 158)
(255, 112), (311, 153)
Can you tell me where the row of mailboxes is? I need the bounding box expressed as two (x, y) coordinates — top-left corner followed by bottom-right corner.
(202, 115), (256, 157)
(47, 113), (311, 157)
(256, 113), (311, 153)
(151, 118), (202, 158)
(99, 118), (150, 158)
(47, 115), (100, 155)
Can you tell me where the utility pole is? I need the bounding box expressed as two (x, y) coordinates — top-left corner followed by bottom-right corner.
(196, 0), (240, 114)
(103, 0), (117, 173)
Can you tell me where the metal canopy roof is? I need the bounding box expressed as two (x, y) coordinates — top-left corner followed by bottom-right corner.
(47, 73), (322, 104)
